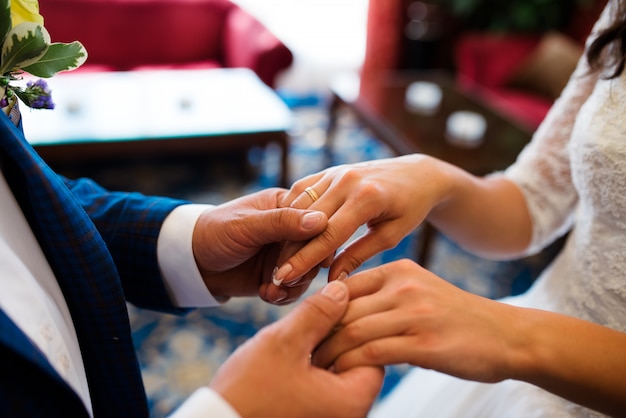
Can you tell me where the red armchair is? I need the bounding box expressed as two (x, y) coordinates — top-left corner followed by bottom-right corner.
(40, 0), (293, 88)
(454, 33), (558, 130)
(453, 0), (608, 130)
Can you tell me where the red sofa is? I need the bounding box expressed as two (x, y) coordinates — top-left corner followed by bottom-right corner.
(40, 0), (293, 88)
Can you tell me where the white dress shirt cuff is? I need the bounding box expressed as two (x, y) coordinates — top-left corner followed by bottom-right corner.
(157, 204), (222, 307)
(168, 387), (241, 418)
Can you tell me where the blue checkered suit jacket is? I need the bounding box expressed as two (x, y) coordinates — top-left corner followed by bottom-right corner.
(0, 113), (191, 417)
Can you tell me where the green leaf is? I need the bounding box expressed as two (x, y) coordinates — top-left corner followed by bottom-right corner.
(22, 41), (88, 77)
(0, 0), (10, 46)
(1, 22), (49, 74)
(9, 85), (30, 105)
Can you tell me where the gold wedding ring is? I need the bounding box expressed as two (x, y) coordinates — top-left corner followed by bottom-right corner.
(304, 186), (319, 202)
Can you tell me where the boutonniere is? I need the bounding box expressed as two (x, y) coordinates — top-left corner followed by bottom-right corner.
(0, 0), (87, 110)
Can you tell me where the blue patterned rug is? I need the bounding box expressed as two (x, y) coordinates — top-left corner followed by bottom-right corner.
(83, 94), (556, 417)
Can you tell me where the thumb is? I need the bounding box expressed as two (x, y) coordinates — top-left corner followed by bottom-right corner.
(256, 208), (328, 243)
(279, 281), (349, 353)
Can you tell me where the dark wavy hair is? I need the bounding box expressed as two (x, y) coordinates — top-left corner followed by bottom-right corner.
(587, 0), (626, 78)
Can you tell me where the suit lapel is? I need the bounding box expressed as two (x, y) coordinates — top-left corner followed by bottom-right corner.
(0, 114), (149, 416)
(0, 309), (90, 415)
(0, 309), (68, 386)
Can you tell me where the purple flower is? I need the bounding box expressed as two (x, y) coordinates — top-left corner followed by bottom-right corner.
(23, 79), (55, 109)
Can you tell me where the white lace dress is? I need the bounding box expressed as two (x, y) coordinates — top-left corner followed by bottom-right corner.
(370, 2), (626, 417)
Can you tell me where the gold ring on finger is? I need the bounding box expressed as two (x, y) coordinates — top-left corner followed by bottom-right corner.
(304, 186), (319, 202)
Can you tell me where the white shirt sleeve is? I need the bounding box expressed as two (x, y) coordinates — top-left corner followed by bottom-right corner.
(168, 387), (241, 418)
(157, 204), (223, 307)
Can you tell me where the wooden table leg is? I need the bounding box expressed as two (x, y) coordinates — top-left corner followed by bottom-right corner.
(416, 222), (436, 267)
(324, 93), (344, 167)
(277, 132), (289, 188)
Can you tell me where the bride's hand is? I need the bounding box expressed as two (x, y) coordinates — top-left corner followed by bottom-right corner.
(312, 259), (522, 384)
(273, 154), (448, 285)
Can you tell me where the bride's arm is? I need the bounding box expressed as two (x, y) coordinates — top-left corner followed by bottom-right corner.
(513, 306), (626, 417)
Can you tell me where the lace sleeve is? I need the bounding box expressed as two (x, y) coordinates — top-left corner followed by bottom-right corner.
(502, 3), (613, 256)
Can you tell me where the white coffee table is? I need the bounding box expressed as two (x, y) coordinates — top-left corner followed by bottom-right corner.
(20, 68), (293, 186)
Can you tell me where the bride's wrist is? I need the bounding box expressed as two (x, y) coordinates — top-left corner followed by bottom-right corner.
(422, 157), (471, 217)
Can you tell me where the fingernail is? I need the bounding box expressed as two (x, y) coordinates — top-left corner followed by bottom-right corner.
(321, 281), (346, 301)
(284, 277), (303, 287)
(273, 289), (288, 303)
(274, 263), (292, 285)
(302, 212), (323, 230)
(271, 266), (283, 286)
(337, 271), (348, 281)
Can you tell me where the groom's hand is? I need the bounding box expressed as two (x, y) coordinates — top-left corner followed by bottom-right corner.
(192, 188), (328, 301)
(210, 280), (384, 417)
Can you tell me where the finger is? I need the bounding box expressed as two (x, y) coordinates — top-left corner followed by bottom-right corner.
(276, 281), (349, 353)
(273, 240), (323, 287)
(265, 267), (319, 305)
(274, 285), (314, 305)
(258, 245), (286, 303)
(288, 180), (337, 211)
(273, 240), (309, 286)
(289, 180), (347, 215)
(254, 208), (328, 244)
(327, 227), (405, 281)
(283, 266), (319, 288)
(259, 281), (287, 304)
(289, 185), (322, 209)
(267, 239), (317, 302)
(312, 309), (411, 369)
(320, 252), (335, 268)
(280, 173), (326, 208)
(333, 337), (417, 373)
(273, 203), (368, 284)
(342, 264), (393, 300)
